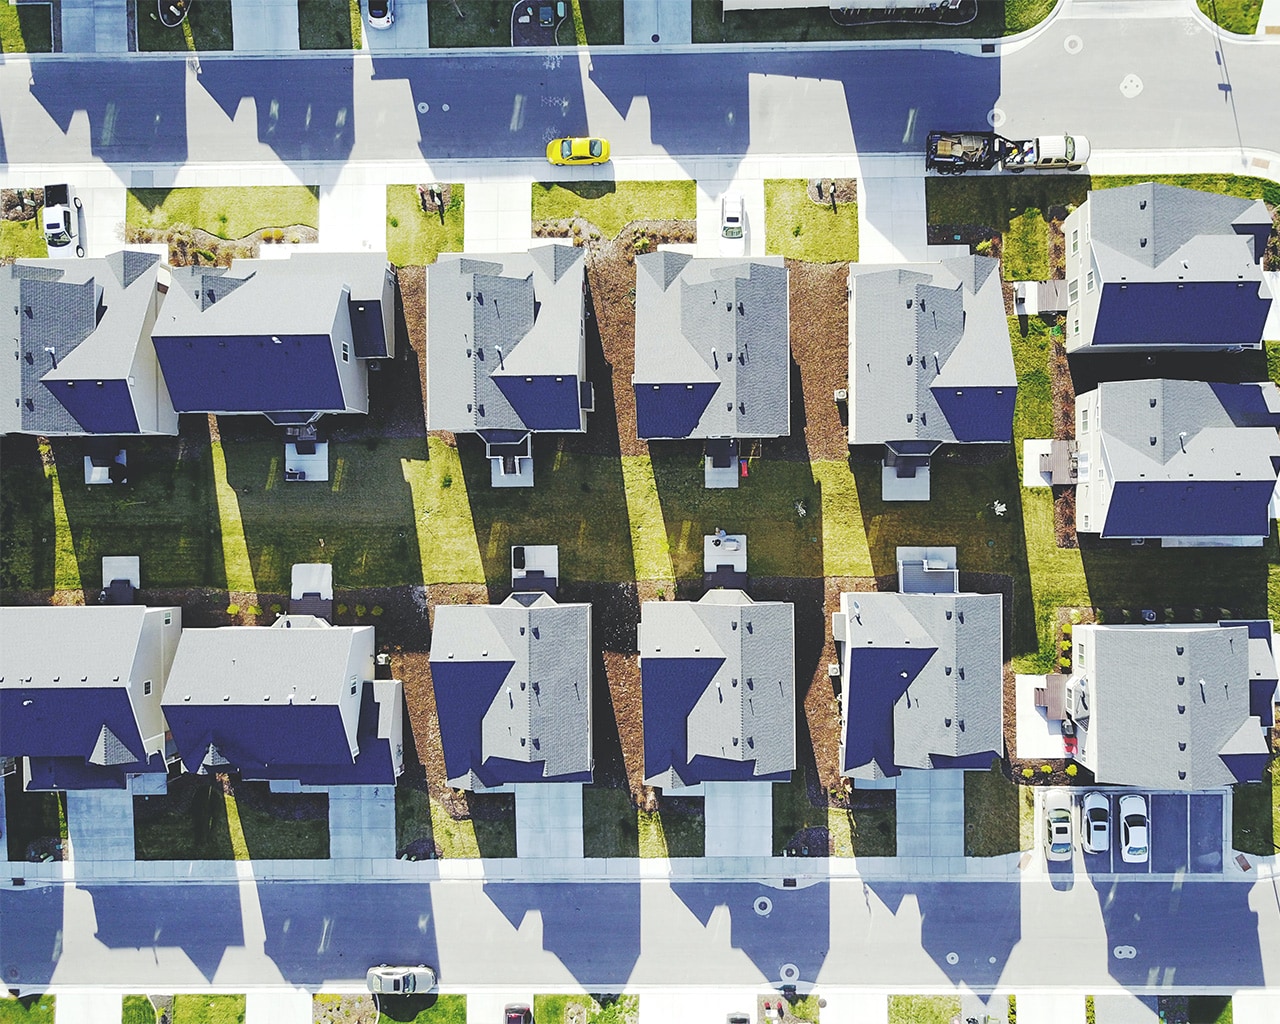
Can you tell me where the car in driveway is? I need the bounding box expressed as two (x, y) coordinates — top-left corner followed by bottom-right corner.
(546, 137), (610, 165)
(505, 1006), (534, 1024)
(1119, 794), (1149, 864)
(720, 192), (745, 256)
(1082, 792), (1110, 854)
(1044, 789), (1073, 861)
(366, 964), (437, 995)
(366, 0), (393, 29)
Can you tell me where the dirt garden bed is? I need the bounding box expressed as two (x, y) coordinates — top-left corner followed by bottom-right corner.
(124, 223), (319, 266)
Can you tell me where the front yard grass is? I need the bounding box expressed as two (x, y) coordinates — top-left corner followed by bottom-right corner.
(693, 0), (1025, 41)
(127, 186), (320, 240)
(396, 787), (517, 859)
(298, 0), (362, 49)
(3, 776), (67, 862)
(123, 996), (158, 1024)
(426, 0), (621, 45)
(0, 218), (47, 260)
(534, 994), (637, 1024)
(0, 997), (54, 1024)
(964, 760), (1022, 857)
(386, 184), (465, 267)
(583, 786), (640, 858)
(764, 179), (858, 263)
(0, 2), (52, 53)
(1197, 0), (1263, 33)
(888, 995), (959, 1024)
(639, 802), (703, 857)
(532, 181), (696, 240)
(376, 994), (466, 1024)
(136, 0), (234, 50)
(1232, 758), (1279, 856)
(171, 996), (245, 1024)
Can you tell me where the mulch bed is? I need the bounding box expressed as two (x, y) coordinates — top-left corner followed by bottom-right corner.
(124, 224), (319, 267)
(1049, 336), (1079, 549)
(805, 177), (857, 206)
(776, 261), (851, 462)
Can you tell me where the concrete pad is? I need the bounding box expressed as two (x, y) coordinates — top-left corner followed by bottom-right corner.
(514, 783), (583, 859)
(232, 0), (300, 52)
(362, 0), (429, 50)
(66, 790), (134, 863)
(829, 991), (886, 1024)
(325, 785), (395, 859)
(623, 0), (691, 45)
(1023, 439), (1055, 488)
(246, 989), (312, 1024)
(464, 182), (533, 253)
(881, 462), (930, 501)
(1014, 992), (1087, 1024)
(1091, 993), (1160, 1024)
(319, 182), (389, 252)
(704, 781), (772, 858)
(639, 987), (758, 1024)
(1264, 272), (1280, 336)
(468, 992), (535, 1024)
(1014, 675), (1069, 760)
(48, 991), (121, 1024)
(1229, 991), (1280, 1024)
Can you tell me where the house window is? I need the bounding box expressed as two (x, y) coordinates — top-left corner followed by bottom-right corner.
(1086, 270), (1095, 292)
(1079, 408), (1089, 433)
(144, 680), (152, 696)
(1081, 514), (1090, 530)
(350, 677), (358, 695)
(164, 611), (172, 625)
(341, 341), (350, 363)
(1073, 318), (1080, 336)
(1071, 229), (1079, 255)
(1068, 279), (1079, 304)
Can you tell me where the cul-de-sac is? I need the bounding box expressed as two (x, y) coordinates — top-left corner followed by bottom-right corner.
(1, 2), (1279, 1023)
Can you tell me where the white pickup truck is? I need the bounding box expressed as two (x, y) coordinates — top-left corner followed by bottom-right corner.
(41, 183), (84, 257)
(926, 131), (1090, 175)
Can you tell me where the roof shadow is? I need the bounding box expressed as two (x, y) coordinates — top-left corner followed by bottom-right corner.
(0, 885), (65, 990)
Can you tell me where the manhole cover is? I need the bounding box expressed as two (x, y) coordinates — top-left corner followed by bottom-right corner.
(946, 951), (959, 965)
(417, 102), (429, 113)
(986, 107), (1006, 129)
(780, 963), (800, 984)
(1120, 74), (1143, 99)
(441, 103), (450, 112)
(1064, 34), (1083, 54)
(1113, 945), (1138, 959)
(754, 896), (773, 916)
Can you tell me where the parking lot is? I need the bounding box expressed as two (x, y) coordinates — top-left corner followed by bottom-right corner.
(1079, 791), (1224, 876)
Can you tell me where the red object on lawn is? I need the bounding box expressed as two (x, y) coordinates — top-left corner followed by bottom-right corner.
(740, 459), (749, 477)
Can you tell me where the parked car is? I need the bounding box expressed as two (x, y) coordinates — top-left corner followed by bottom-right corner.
(366, 964), (437, 995)
(505, 1006), (534, 1024)
(1082, 792), (1110, 854)
(367, 0), (394, 30)
(545, 137), (610, 165)
(1044, 789), (1073, 862)
(1119, 794), (1149, 864)
(720, 192), (745, 256)
(41, 183), (84, 258)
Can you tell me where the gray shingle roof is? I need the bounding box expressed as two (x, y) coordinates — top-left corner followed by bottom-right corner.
(846, 256), (1013, 444)
(1082, 625), (1267, 789)
(633, 253), (790, 438)
(0, 605), (154, 689)
(426, 246), (586, 433)
(0, 253), (161, 434)
(639, 589), (795, 788)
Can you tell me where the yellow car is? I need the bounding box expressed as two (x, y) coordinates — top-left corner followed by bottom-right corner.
(546, 137), (611, 166)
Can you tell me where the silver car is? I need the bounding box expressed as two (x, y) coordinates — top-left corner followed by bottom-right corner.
(1119, 793), (1149, 864)
(720, 192), (745, 256)
(366, 964), (437, 995)
(1082, 792), (1110, 854)
(1044, 789), (1073, 862)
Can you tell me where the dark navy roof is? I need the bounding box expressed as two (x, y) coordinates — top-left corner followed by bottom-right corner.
(431, 657), (514, 784)
(164, 703), (352, 776)
(842, 646), (932, 776)
(0, 685), (145, 764)
(640, 655), (721, 785)
(1103, 479), (1276, 538)
(25, 753), (164, 792)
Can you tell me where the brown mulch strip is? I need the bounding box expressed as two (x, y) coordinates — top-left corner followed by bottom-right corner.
(777, 261), (850, 462)
(1047, 204), (1068, 279)
(1049, 336), (1078, 549)
(805, 177), (857, 206)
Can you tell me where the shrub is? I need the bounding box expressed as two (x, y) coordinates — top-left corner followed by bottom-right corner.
(1086, 996), (1095, 1024)
(336, 603), (348, 615)
(1058, 657), (1071, 670)
(1062, 623), (1073, 636)
(272, 228), (283, 242)
(1065, 763), (1078, 777)
(389, 216), (399, 228)
(372, 606), (383, 616)
(974, 238), (993, 255)
(1008, 995), (1016, 1024)
(1059, 640), (1071, 653)
(791, 222), (802, 237)
(355, 604), (367, 617)
(248, 605), (262, 616)
(226, 604), (240, 616)
(1040, 764), (1053, 774)
(271, 603), (282, 614)
(442, 474), (452, 488)
(1021, 767), (1034, 778)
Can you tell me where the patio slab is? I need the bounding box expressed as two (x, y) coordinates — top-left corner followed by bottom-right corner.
(1014, 674), (1069, 760)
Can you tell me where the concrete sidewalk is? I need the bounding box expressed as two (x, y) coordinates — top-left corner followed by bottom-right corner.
(60, 0), (128, 53)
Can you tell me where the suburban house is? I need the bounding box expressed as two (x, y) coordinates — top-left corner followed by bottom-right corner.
(151, 251), (396, 425)
(1037, 621), (1278, 789)
(832, 548), (1004, 779)
(639, 590), (795, 789)
(846, 255), (1015, 501)
(0, 605), (182, 790)
(1063, 181), (1273, 353)
(161, 616), (404, 786)
(430, 591), (593, 789)
(1069, 378), (1280, 546)
(426, 246), (590, 487)
(632, 252), (790, 488)
(0, 252), (176, 437)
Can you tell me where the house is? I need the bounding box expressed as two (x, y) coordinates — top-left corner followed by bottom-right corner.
(632, 252), (790, 487)
(426, 246), (590, 487)
(161, 616), (404, 786)
(639, 590), (795, 789)
(1072, 378), (1280, 546)
(430, 592), (592, 789)
(1041, 621), (1277, 789)
(1063, 182), (1273, 353)
(847, 256), (1015, 500)
(0, 252), (176, 437)
(832, 550), (1003, 779)
(151, 251), (396, 426)
(0, 604), (181, 790)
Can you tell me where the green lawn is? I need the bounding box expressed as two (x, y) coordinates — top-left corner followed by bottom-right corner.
(136, 0), (234, 50)
(888, 995), (960, 1024)
(299, 0), (362, 48)
(127, 186), (320, 240)
(693, 0), (1042, 42)
(583, 787), (640, 858)
(3, 775), (66, 862)
(534, 994), (637, 1024)
(0, 998), (54, 1024)
(425, 0), (621, 46)
(123, 996), (158, 1024)
(964, 760), (1022, 857)
(577, 0), (624, 44)
(1005, 0), (1058, 33)
(396, 787), (517, 858)
(0, 2), (52, 53)
(377, 995), (466, 1024)
(1232, 759), (1279, 856)
(1197, 0), (1263, 33)
(1003, 207), (1050, 280)
(0, 217), (47, 259)
(639, 804), (703, 857)
(532, 181), (696, 240)
(386, 184), (465, 266)
(764, 179), (858, 263)
(1187, 996), (1233, 1024)
(170, 996), (245, 1024)
(785, 995), (822, 1023)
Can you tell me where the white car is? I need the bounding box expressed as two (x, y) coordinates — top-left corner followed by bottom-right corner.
(366, 964), (436, 995)
(1119, 794), (1149, 864)
(720, 192), (745, 256)
(1082, 792), (1110, 854)
(366, 0), (393, 29)
(1044, 789), (1073, 862)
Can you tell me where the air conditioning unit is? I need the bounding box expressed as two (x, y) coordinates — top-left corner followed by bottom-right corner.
(834, 388), (848, 403)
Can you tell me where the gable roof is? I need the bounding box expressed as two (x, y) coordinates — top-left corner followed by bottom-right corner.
(633, 253), (790, 439)
(639, 590), (795, 788)
(0, 252), (161, 435)
(1095, 379), (1280, 538)
(426, 246), (587, 435)
(847, 256), (1015, 445)
(837, 590), (1003, 779)
(1079, 623), (1271, 789)
(429, 593), (592, 788)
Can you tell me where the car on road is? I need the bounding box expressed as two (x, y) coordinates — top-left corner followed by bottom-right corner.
(505, 1005), (534, 1024)
(1044, 789), (1073, 861)
(546, 137), (610, 165)
(366, 0), (394, 29)
(1119, 794), (1149, 864)
(366, 964), (437, 995)
(720, 191), (745, 256)
(1082, 791), (1110, 854)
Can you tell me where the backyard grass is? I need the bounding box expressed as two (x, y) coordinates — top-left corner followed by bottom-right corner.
(533, 994), (637, 1024)
(0, 2), (53, 52)
(170, 996), (245, 1024)
(639, 805), (704, 857)
(532, 181), (696, 240)
(964, 760), (1022, 857)
(583, 787), (640, 858)
(0, 218), (47, 259)
(888, 995), (960, 1024)
(1232, 759), (1279, 856)
(127, 186), (320, 240)
(123, 996), (158, 1024)
(692, 0), (1044, 42)
(1197, 0), (1263, 33)
(377, 994), (467, 1024)
(1002, 207), (1051, 280)
(136, 0), (234, 50)
(3, 776), (67, 862)
(763, 179), (858, 263)
(386, 184), (465, 266)
(0, 997), (55, 1024)
(298, 0), (362, 49)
